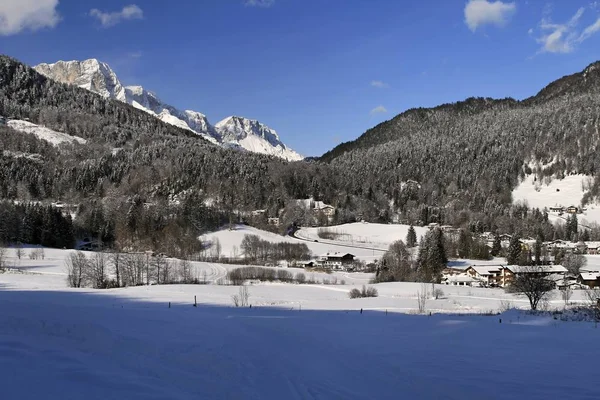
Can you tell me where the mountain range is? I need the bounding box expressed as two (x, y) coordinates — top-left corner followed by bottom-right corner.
(2, 53), (600, 244)
(34, 59), (303, 161)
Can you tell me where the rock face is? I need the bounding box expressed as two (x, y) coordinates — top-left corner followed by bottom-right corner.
(34, 59), (303, 160)
(215, 116), (303, 161)
(35, 59), (127, 102)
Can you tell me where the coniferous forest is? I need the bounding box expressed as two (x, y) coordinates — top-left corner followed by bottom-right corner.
(2, 55), (600, 255)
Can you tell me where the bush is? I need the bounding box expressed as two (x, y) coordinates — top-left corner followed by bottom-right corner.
(295, 272), (306, 284)
(348, 285), (379, 299)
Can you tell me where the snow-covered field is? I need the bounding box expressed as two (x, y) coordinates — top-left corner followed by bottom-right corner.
(512, 173), (600, 224)
(1, 250), (599, 399)
(296, 222), (429, 250)
(7, 119), (87, 146)
(2, 243), (599, 398)
(203, 224), (389, 263)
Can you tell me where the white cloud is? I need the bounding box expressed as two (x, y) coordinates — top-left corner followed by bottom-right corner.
(370, 105), (387, 115)
(464, 0), (516, 32)
(371, 80), (389, 89)
(0, 0), (60, 36)
(579, 17), (600, 42)
(90, 4), (143, 28)
(245, 0), (275, 7)
(534, 7), (600, 54)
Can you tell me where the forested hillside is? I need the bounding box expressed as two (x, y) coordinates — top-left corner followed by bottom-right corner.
(320, 62), (600, 226)
(2, 55), (600, 254)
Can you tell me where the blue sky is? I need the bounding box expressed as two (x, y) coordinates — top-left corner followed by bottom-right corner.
(1, 0), (600, 157)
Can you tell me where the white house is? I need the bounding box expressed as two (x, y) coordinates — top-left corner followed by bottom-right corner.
(316, 252), (355, 270)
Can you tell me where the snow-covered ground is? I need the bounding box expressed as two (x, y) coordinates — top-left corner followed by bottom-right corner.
(296, 222), (429, 250)
(512, 173), (600, 224)
(7, 119), (87, 146)
(203, 224), (387, 263)
(2, 246), (600, 398)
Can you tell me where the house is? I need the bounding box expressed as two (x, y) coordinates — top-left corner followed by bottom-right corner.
(567, 206), (579, 214)
(0, 116), (6, 125)
(465, 265), (504, 287)
(251, 209), (267, 217)
(443, 273), (480, 287)
(578, 272), (600, 288)
(584, 242), (600, 255)
(316, 252), (355, 270)
(317, 204), (336, 217)
(502, 265), (568, 287)
(549, 206), (564, 213)
(267, 217), (280, 226)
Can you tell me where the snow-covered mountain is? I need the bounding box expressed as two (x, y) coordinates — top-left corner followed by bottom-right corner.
(215, 116), (303, 161)
(34, 59), (303, 161)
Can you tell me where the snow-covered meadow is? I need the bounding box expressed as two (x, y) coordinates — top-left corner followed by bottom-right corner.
(2, 223), (599, 399)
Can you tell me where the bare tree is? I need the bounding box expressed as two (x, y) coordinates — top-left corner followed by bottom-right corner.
(179, 259), (192, 283)
(507, 267), (555, 310)
(560, 286), (573, 308)
(66, 251), (88, 288)
(0, 246), (6, 270)
(416, 283), (429, 313)
(232, 285), (250, 307)
(88, 252), (108, 289)
(109, 251), (123, 287)
(562, 253), (587, 276)
(15, 245), (23, 260)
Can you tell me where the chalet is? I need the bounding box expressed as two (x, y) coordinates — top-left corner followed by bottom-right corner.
(443, 274), (480, 287)
(465, 265), (504, 287)
(502, 265), (567, 287)
(566, 206), (579, 214)
(578, 272), (600, 288)
(267, 217), (280, 226)
(251, 209), (267, 216)
(549, 206), (564, 213)
(584, 242), (600, 255)
(317, 204), (336, 217)
(316, 252), (355, 270)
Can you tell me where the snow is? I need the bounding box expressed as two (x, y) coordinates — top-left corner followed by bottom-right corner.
(512, 173), (593, 209)
(203, 224), (386, 263)
(1, 247), (599, 399)
(34, 59), (301, 160)
(512, 173), (600, 224)
(215, 116), (304, 161)
(296, 222), (429, 250)
(7, 120), (86, 146)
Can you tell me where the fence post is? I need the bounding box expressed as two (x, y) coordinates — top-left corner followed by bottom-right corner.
(193, 296), (197, 307)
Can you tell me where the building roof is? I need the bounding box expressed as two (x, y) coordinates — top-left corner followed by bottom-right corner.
(579, 272), (600, 281)
(319, 252), (355, 259)
(445, 274), (478, 283)
(467, 265), (503, 276)
(505, 265), (567, 274)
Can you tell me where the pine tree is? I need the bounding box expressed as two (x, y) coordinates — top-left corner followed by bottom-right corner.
(507, 235), (522, 265)
(534, 237), (542, 265)
(491, 235), (502, 257)
(406, 225), (417, 248)
(458, 229), (471, 258)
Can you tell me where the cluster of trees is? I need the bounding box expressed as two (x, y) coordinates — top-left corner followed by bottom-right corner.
(240, 234), (311, 263)
(66, 251), (201, 289)
(0, 201), (74, 248)
(376, 228), (449, 283)
(227, 266), (314, 285)
(445, 229), (491, 260)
